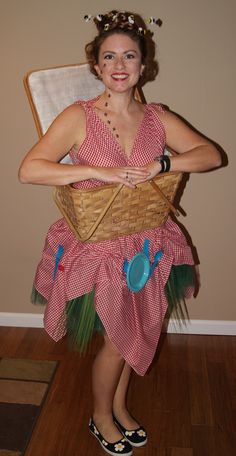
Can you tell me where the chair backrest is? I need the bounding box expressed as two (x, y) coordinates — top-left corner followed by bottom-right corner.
(24, 62), (105, 138)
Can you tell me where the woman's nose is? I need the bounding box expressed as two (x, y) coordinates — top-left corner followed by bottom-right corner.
(115, 56), (125, 69)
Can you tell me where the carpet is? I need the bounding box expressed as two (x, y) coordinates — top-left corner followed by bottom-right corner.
(0, 358), (58, 456)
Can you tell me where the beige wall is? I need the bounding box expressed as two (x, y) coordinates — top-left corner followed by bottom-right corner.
(1, 0), (235, 320)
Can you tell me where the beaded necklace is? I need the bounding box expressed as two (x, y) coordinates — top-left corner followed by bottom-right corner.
(103, 93), (119, 139)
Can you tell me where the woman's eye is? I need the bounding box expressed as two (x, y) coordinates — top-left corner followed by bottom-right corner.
(104, 54), (114, 60)
(125, 54), (135, 59)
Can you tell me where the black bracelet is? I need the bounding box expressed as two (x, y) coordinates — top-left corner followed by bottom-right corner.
(154, 155), (171, 173)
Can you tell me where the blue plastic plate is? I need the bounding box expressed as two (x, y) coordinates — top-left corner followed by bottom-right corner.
(126, 252), (150, 292)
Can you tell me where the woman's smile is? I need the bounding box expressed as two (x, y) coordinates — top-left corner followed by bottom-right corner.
(111, 73), (129, 80)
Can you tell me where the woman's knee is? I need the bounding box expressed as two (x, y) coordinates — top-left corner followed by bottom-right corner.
(103, 334), (123, 360)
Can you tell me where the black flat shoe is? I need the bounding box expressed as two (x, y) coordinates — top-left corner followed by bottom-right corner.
(89, 418), (133, 456)
(113, 416), (147, 447)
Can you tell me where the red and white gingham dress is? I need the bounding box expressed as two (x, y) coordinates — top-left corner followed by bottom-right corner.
(34, 98), (194, 376)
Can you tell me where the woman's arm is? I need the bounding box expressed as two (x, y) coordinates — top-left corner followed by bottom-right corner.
(18, 104), (90, 185)
(162, 110), (222, 172)
(18, 104), (150, 187)
(144, 109), (222, 179)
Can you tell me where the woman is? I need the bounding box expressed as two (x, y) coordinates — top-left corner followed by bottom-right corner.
(19, 10), (221, 456)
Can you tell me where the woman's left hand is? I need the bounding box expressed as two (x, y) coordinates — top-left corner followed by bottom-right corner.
(134, 160), (161, 183)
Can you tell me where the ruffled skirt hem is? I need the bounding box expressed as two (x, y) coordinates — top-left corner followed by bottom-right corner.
(31, 264), (195, 353)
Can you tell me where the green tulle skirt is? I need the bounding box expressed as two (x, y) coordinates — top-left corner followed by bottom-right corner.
(31, 264), (195, 353)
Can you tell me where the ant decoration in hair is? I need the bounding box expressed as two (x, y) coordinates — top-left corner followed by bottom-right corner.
(84, 10), (162, 36)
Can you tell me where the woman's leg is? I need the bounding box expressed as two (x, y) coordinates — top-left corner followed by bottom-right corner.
(92, 334), (125, 442)
(113, 362), (140, 429)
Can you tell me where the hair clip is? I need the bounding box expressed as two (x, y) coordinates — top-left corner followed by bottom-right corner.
(128, 15), (135, 25)
(96, 14), (103, 22)
(104, 23), (110, 31)
(138, 27), (146, 35)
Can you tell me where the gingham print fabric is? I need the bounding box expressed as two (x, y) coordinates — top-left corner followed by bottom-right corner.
(34, 98), (194, 376)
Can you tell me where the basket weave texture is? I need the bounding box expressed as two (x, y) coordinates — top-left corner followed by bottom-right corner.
(54, 172), (182, 243)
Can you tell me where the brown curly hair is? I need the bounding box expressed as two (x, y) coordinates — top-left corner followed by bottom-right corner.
(85, 10), (159, 87)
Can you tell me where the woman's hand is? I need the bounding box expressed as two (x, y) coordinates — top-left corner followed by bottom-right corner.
(142, 160), (162, 181)
(92, 166), (151, 188)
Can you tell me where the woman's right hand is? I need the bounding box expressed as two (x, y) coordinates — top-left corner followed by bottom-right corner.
(92, 166), (151, 188)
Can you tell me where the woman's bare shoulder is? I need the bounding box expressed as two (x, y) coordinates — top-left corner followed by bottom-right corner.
(151, 103), (182, 127)
(57, 102), (86, 124)
(46, 102), (86, 145)
(149, 102), (168, 115)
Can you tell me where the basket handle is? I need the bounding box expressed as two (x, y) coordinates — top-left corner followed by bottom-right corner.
(149, 179), (180, 217)
(79, 183), (124, 240)
(82, 178), (179, 240)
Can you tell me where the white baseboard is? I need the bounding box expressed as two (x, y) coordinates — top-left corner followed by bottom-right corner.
(0, 313), (235, 335)
(0, 313), (44, 328)
(164, 319), (236, 335)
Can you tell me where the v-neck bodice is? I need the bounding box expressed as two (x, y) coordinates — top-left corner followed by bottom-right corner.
(70, 97), (166, 189)
(90, 98), (148, 161)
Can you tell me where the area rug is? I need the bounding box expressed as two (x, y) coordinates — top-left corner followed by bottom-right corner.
(0, 358), (58, 456)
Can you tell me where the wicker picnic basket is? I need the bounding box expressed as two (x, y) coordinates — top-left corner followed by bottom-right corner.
(53, 172), (183, 243)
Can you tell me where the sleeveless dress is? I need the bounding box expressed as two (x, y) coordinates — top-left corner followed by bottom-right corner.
(32, 98), (195, 376)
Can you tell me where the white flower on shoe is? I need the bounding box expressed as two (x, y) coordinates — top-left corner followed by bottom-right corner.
(125, 430), (135, 436)
(102, 439), (108, 446)
(93, 425), (99, 435)
(137, 429), (146, 437)
(114, 442), (125, 451)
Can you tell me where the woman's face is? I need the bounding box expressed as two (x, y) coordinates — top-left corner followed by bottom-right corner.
(94, 33), (145, 93)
